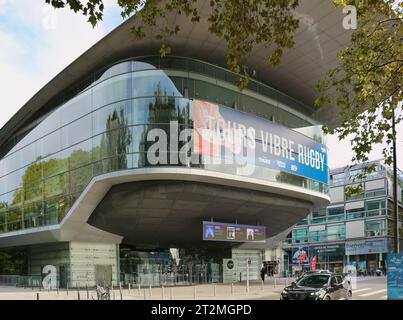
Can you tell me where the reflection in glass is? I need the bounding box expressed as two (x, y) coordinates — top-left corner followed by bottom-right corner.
(0, 58), (328, 234)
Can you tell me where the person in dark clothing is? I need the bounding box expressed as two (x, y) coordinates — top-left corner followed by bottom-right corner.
(260, 266), (266, 282)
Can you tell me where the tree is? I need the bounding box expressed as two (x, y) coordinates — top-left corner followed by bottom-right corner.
(316, 0), (402, 194)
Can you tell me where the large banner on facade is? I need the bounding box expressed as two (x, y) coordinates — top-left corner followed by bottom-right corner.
(192, 100), (328, 184)
(345, 239), (388, 255)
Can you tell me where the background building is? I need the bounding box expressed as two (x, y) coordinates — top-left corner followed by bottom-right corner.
(281, 160), (403, 276)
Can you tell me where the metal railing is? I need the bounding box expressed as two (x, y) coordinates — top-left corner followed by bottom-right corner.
(0, 275), (42, 288)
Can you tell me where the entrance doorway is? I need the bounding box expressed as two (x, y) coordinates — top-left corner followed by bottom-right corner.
(95, 265), (112, 287)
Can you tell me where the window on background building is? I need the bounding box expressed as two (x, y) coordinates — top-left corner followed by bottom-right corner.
(296, 218), (309, 226)
(365, 188), (386, 198)
(327, 206), (345, 222)
(328, 206), (344, 216)
(331, 172), (345, 184)
(345, 187), (364, 201)
(349, 169), (362, 180)
(311, 208), (327, 224)
(365, 219), (386, 237)
(346, 207), (365, 220)
(312, 208), (326, 218)
(365, 199), (386, 217)
(327, 224), (345, 241)
(292, 228), (308, 244)
(308, 229), (327, 243)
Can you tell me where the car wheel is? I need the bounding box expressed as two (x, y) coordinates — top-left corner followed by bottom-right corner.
(324, 295), (331, 300)
(346, 290), (352, 300)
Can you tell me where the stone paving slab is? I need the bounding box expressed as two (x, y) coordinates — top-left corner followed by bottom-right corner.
(0, 281), (285, 300)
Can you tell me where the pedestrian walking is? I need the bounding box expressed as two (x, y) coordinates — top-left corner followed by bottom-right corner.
(260, 266), (266, 282)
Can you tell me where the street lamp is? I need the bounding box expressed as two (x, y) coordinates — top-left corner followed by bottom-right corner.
(392, 108), (400, 253)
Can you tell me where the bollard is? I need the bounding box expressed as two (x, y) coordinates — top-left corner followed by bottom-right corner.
(57, 286), (59, 295)
(214, 284), (216, 297)
(66, 283), (69, 296)
(86, 285), (89, 300)
(113, 290), (116, 300)
(170, 287), (173, 300)
(193, 285), (197, 300)
(119, 286), (123, 300)
(274, 277), (276, 288)
(77, 291), (80, 300)
(231, 283), (234, 296)
(128, 283), (131, 294)
(149, 284), (152, 297)
(36, 292), (39, 300)
(162, 286), (164, 300)
(261, 280), (264, 291)
(144, 288), (147, 300)
(138, 284), (141, 296)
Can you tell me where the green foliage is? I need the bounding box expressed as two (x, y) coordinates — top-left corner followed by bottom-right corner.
(316, 0), (402, 188)
(0, 251), (27, 275)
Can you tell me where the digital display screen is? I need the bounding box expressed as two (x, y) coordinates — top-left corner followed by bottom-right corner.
(202, 221), (266, 243)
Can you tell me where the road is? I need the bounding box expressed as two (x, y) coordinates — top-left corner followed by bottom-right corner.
(350, 276), (387, 300)
(249, 276), (388, 300)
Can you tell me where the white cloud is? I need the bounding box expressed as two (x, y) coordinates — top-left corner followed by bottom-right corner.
(327, 121), (403, 170)
(0, 0), (122, 129)
(0, 0), (6, 14)
(0, 30), (26, 61)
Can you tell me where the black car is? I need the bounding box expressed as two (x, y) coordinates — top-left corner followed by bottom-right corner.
(281, 271), (352, 300)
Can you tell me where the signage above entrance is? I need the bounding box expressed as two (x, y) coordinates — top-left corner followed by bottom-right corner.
(202, 221), (266, 243)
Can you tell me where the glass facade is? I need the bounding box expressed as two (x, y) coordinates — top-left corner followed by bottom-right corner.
(0, 57), (326, 235)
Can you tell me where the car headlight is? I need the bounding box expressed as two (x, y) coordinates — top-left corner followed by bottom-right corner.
(282, 290), (288, 295)
(315, 289), (326, 298)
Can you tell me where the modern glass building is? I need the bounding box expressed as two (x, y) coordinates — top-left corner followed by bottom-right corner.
(0, 0), (352, 287)
(281, 160), (403, 276)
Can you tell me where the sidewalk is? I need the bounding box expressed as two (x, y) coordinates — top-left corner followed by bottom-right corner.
(0, 280), (288, 300)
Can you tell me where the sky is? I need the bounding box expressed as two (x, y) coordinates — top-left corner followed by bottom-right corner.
(0, 0), (401, 170)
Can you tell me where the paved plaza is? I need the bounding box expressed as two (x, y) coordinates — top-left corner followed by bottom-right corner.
(0, 276), (388, 300)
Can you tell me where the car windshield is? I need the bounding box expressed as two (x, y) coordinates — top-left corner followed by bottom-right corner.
(296, 274), (330, 287)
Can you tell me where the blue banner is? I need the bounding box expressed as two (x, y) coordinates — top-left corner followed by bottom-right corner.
(345, 239), (388, 255)
(386, 253), (403, 300)
(193, 100), (329, 184)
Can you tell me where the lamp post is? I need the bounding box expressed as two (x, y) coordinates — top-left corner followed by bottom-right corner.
(392, 109), (400, 253)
